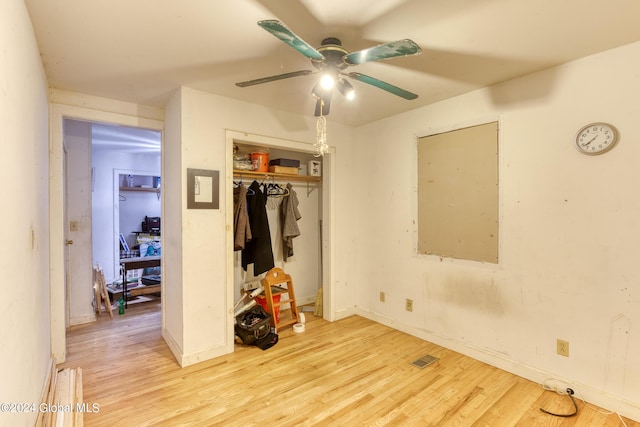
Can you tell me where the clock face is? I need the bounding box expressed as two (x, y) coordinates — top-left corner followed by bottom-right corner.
(575, 123), (618, 155)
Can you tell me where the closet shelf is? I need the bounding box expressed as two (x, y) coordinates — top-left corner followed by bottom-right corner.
(233, 169), (321, 183)
(119, 187), (161, 193)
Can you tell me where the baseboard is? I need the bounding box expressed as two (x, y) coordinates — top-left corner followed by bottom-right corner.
(161, 328), (233, 367)
(296, 295), (316, 306)
(355, 307), (640, 423)
(68, 313), (96, 326)
(180, 343), (232, 367)
(334, 306), (356, 321)
(161, 328), (183, 365)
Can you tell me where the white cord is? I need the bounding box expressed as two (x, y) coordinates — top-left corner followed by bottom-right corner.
(540, 378), (571, 395)
(314, 114), (328, 157)
(574, 390), (628, 427)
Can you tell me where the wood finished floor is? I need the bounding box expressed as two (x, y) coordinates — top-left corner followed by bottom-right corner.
(60, 300), (637, 426)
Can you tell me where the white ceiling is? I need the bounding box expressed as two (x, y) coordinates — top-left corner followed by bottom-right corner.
(90, 122), (161, 154)
(26, 0), (640, 127)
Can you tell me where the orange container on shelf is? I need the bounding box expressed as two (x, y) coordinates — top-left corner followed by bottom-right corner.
(256, 294), (280, 323)
(250, 151), (269, 172)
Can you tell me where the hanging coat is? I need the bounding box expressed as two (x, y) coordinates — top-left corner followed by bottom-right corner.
(281, 182), (301, 261)
(233, 184), (251, 251)
(241, 180), (275, 275)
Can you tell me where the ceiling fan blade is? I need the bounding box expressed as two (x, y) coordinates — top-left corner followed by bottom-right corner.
(314, 92), (332, 116)
(258, 20), (325, 61)
(344, 39), (422, 65)
(346, 72), (418, 100)
(236, 70), (313, 87)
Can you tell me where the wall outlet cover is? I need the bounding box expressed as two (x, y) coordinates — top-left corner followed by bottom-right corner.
(406, 298), (413, 312)
(557, 339), (570, 357)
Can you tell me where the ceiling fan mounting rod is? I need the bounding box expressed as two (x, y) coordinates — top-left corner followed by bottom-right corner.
(313, 38), (349, 71)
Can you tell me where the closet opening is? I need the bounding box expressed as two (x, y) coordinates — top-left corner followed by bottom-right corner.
(225, 130), (334, 347)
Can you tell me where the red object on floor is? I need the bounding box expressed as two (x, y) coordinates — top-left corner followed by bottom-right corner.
(256, 294), (280, 323)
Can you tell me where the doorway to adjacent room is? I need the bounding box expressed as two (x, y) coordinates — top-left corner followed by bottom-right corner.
(63, 118), (162, 327)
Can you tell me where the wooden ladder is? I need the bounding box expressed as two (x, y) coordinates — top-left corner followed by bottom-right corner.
(93, 265), (113, 318)
(261, 267), (299, 330)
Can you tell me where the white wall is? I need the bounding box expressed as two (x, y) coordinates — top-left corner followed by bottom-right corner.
(162, 90), (184, 360)
(354, 41), (640, 419)
(0, 1), (51, 426)
(163, 87), (356, 366)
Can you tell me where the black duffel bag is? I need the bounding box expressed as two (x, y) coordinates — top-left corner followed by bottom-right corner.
(235, 305), (271, 345)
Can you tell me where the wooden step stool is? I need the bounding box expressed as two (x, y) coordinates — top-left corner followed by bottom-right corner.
(261, 267), (299, 330)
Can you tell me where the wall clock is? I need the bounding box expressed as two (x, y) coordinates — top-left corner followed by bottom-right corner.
(575, 122), (619, 155)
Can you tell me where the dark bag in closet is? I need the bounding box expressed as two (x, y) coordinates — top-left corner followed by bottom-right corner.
(234, 305), (272, 345)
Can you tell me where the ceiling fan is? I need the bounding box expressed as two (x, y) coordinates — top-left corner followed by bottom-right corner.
(236, 20), (422, 116)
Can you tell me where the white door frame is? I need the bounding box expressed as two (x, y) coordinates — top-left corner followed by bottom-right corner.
(50, 96), (164, 363)
(63, 145), (70, 326)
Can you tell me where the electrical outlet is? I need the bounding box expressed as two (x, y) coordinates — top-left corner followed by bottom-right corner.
(557, 339), (569, 357)
(379, 292), (386, 303)
(406, 298), (413, 312)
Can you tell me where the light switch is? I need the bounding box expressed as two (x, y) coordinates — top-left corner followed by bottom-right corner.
(69, 221), (79, 232)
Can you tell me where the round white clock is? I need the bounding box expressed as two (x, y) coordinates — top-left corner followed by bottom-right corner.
(575, 122), (619, 155)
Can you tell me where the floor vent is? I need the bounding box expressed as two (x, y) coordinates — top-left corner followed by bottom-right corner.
(411, 354), (439, 369)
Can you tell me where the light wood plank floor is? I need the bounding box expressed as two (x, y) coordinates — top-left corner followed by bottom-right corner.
(61, 300), (637, 426)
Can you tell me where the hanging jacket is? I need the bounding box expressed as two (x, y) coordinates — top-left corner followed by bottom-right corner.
(281, 182), (301, 261)
(233, 184), (251, 251)
(241, 180), (275, 275)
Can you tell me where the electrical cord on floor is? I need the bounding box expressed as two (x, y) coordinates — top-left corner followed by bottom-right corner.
(539, 379), (629, 426)
(540, 388), (578, 417)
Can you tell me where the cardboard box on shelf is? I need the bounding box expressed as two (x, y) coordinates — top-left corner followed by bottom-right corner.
(268, 165), (299, 175)
(269, 158), (301, 168)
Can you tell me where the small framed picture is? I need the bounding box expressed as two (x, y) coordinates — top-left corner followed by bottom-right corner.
(308, 160), (322, 177)
(187, 168), (219, 209)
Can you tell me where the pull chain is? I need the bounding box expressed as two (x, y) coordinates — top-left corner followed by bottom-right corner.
(314, 101), (328, 157)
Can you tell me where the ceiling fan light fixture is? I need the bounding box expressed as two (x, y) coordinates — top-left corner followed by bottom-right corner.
(319, 73), (335, 90)
(337, 78), (355, 100)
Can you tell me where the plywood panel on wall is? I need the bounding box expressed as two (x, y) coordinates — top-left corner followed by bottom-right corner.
(417, 122), (498, 263)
